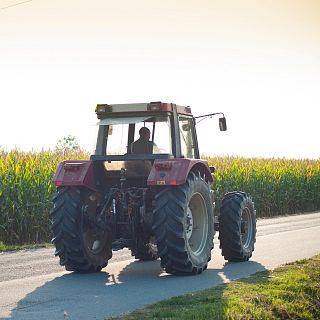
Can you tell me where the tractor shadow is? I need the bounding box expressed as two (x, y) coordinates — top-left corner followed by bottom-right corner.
(2, 256), (268, 320)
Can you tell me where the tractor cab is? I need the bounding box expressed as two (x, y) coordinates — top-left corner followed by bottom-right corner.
(92, 102), (201, 180)
(94, 102), (199, 160)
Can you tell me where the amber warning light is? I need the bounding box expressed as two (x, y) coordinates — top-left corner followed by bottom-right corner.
(95, 104), (112, 115)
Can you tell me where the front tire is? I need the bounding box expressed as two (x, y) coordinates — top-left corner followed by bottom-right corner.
(219, 191), (256, 262)
(51, 187), (112, 272)
(152, 171), (214, 274)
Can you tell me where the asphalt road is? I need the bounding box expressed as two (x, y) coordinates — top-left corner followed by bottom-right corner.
(0, 212), (320, 320)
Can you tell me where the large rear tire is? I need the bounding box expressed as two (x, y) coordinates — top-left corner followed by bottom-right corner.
(51, 187), (112, 272)
(219, 191), (256, 262)
(152, 171), (214, 274)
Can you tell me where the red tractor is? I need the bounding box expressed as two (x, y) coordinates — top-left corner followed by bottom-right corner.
(51, 102), (256, 275)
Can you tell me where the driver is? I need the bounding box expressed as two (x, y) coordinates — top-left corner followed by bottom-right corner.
(131, 127), (156, 154)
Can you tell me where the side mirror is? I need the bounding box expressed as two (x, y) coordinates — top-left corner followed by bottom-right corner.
(219, 117), (227, 131)
(182, 124), (190, 131)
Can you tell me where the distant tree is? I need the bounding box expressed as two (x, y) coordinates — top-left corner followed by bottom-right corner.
(55, 135), (81, 153)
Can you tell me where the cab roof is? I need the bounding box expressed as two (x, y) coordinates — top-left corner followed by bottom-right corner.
(95, 101), (193, 119)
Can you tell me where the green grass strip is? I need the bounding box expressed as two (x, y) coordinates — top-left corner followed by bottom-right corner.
(0, 240), (52, 252)
(112, 255), (320, 320)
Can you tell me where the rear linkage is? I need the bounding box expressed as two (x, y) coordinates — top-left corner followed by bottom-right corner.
(82, 169), (152, 252)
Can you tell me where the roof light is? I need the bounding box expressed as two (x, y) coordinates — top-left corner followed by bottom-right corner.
(148, 102), (161, 111)
(95, 104), (112, 116)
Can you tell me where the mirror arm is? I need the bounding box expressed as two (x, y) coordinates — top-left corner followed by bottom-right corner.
(194, 112), (225, 124)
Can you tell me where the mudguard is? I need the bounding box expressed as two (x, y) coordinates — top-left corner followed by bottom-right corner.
(52, 160), (96, 191)
(147, 158), (213, 186)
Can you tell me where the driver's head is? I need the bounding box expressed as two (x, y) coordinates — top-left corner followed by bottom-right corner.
(139, 127), (150, 141)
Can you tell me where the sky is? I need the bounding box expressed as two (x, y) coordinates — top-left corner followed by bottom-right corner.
(0, 0), (319, 159)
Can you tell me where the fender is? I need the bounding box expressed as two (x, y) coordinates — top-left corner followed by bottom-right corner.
(52, 160), (96, 191)
(147, 158), (213, 186)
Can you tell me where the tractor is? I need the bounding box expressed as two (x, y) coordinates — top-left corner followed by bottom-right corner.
(51, 102), (256, 275)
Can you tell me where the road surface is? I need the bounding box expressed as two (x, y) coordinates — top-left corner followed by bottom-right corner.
(0, 212), (320, 319)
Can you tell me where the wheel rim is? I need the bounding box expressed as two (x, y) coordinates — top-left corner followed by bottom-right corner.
(241, 207), (253, 249)
(186, 192), (208, 256)
(82, 199), (108, 256)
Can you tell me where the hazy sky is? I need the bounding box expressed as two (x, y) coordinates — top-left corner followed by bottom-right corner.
(1, 0), (319, 158)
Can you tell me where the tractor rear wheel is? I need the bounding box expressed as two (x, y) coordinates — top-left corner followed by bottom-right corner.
(219, 191), (256, 262)
(51, 187), (112, 272)
(152, 171), (214, 274)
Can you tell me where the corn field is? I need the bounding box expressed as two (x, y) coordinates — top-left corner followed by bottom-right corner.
(206, 156), (320, 217)
(0, 150), (319, 245)
(0, 149), (89, 245)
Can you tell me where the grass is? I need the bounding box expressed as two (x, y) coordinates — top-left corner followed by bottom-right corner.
(0, 241), (5, 251)
(0, 240), (52, 252)
(112, 255), (320, 320)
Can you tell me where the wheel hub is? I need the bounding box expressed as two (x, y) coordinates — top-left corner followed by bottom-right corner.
(92, 240), (101, 251)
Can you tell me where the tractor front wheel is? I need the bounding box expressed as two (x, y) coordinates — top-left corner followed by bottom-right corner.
(219, 191), (256, 262)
